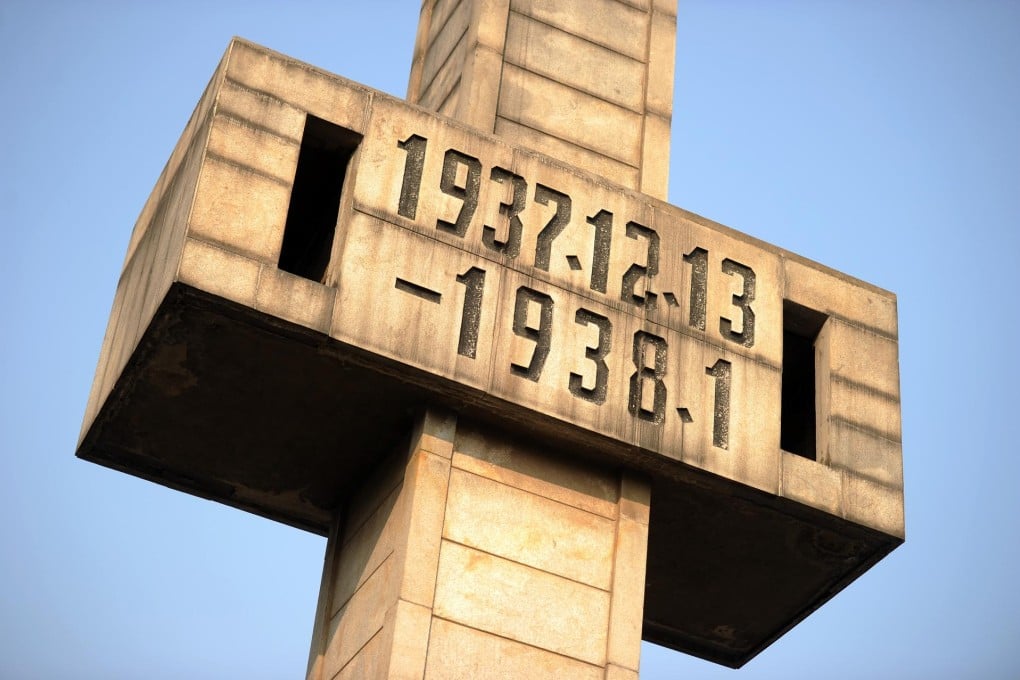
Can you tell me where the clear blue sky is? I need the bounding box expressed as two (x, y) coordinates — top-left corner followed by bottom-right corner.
(2, 1), (1018, 678)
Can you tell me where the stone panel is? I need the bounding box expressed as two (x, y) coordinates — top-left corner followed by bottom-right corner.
(498, 63), (643, 165)
(254, 267), (336, 334)
(606, 515), (648, 671)
(422, 0), (470, 92)
(424, 618), (603, 680)
(177, 237), (261, 308)
(443, 468), (616, 588)
(324, 555), (396, 674)
(223, 40), (371, 136)
(781, 451), (843, 517)
(844, 473), (905, 538)
(504, 11), (645, 112)
(215, 78), (305, 143)
(510, 0), (648, 61)
(493, 116), (640, 189)
(784, 256), (898, 338)
(452, 426), (619, 519)
(206, 112), (300, 184)
(188, 155), (291, 263)
(433, 541), (611, 665)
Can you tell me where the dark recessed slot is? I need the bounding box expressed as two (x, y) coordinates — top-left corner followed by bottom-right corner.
(279, 115), (362, 282)
(781, 300), (828, 460)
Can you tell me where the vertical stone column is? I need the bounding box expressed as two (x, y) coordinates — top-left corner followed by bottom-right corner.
(408, 0), (678, 199)
(307, 410), (651, 679)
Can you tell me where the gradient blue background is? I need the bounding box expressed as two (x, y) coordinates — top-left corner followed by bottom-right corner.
(2, 1), (1018, 678)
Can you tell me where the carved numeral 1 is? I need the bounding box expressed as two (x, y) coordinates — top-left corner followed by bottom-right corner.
(586, 210), (613, 294)
(455, 267), (486, 358)
(397, 134), (427, 219)
(683, 246), (708, 331)
(706, 359), (731, 449)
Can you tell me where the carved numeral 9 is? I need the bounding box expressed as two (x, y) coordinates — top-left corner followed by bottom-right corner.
(437, 149), (481, 237)
(511, 287), (553, 382)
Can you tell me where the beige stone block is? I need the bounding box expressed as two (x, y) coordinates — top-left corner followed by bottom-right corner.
(331, 484), (401, 614)
(206, 112), (300, 185)
(827, 420), (903, 488)
(215, 78), (305, 143)
(639, 113), (671, 201)
(410, 409), (457, 459)
(510, 0), (648, 61)
(828, 376), (901, 443)
(324, 555), (396, 673)
(398, 450), (451, 608)
(452, 425), (618, 519)
(781, 450), (843, 517)
(341, 450), (406, 546)
(504, 11), (645, 112)
(386, 599), (433, 680)
(444, 468), (616, 588)
(188, 155), (291, 263)
(418, 24), (468, 112)
(619, 473), (650, 524)
(177, 237), (260, 307)
(473, 0), (511, 52)
(606, 516), (648, 671)
(433, 541), (610, 665)
(653, 0), (678, 15)
(826, 318), (900, 399)
(428, 0), (464, 47)
(605, 665), (640, 680)
(224, 39), (371, 136)
(455, 44), (503, 131)
(784, 256), (898, 338)
(422, 0), (470, 91)
(645, 10), (677, 117)
(495, 116), (640, 189)
(843, 473), (904, 539)
(122, 75), (217, 271)
(498, 63), (643, 166)
(332, 626), (388, 680)
(424, 618), (603, 680)
(255, 267), (336, 333)
(438, 87), (460, 117)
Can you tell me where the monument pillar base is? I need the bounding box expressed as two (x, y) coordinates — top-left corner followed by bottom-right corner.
(306, 409), (650, 679)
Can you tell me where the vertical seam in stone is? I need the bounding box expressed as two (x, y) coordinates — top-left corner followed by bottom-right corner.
(490, 0), (512, 136)
(422, 410), (456, 674)
(602, 471), (625, 675)
(637, 4), (654, 198)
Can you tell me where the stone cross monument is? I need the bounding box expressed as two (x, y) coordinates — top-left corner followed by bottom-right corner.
(78, 2), (904, 677)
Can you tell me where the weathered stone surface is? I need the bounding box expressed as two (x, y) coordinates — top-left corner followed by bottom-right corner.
(443, 468), (617, 588)
(424, 618), (604, 680)
(433, 540), (611, 665)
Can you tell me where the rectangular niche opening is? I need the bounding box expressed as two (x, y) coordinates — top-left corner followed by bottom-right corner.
(278, 115), (362, 282)
(781, 300), (829, 460)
